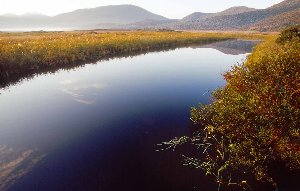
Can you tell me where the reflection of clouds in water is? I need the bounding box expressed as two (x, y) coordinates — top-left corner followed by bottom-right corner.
(74, 99), (95, 105)
(72, 83), (106, 91)
(0, 145), (44, 191)
(59, 78), (81, 85)
(62, 88), (81, 98)
(60, 79), (106, 105)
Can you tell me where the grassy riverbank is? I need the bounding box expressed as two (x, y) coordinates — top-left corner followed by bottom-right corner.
(163, 27), (300, 190)
(0, 31), (272, 87)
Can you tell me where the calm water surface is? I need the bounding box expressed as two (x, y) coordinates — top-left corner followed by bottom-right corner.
(0, 40), (256, 191)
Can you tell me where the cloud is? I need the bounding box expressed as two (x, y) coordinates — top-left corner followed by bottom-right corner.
(74, 99), (95, 105)
(72, 83), (106, 91)
(59, 78), (80, 85)
(60, 79), (106, 105)
(61, 88), (81, 98)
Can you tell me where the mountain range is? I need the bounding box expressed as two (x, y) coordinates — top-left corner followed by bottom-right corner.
(165, 0), (300, 31)
(0, 0), (299, 31)
(0, 5), (168, 30)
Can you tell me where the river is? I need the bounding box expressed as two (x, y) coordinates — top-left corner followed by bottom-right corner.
(0, 40), (257, 191)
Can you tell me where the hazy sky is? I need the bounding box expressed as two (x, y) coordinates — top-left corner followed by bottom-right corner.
(1, 0), (284, 18)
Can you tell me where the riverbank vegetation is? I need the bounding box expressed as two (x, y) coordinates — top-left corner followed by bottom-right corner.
(162, 27), (300, 190)
(0, 31), (271, 87)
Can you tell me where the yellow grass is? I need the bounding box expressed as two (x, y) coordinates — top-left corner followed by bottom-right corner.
(0, 30), (275, 87)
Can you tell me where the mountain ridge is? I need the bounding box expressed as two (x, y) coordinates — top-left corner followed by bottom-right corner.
(159, 0), (300, 31)
(0, 1), (299, 31)
(0, 4), (168, 30)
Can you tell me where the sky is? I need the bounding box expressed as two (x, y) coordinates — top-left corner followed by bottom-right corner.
(1, 0), (284, 19)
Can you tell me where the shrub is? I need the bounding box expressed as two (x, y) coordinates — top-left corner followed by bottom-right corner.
(276, 25), (300, 44)
(163, 30), (300, 190)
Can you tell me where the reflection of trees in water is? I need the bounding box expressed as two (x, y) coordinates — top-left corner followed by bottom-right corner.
(198, 40), (260, 55)
(0, 146), (44, 191)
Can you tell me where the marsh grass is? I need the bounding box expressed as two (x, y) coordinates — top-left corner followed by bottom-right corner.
(0, 31), (272, 87)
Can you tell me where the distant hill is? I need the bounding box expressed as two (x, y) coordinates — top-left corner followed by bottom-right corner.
(269, 0), (300, 10)
(53, 5), (167, 28)
(158, 0), (300, 31)
(0, 1), (299, 31)
(215, 6), (257, 16)
(181, 12), (213, 22)
(0, 5), (168, 30)
(181, 6), (255, 23)
(0, 14), (52, 29)
(247, 8), (300, 31)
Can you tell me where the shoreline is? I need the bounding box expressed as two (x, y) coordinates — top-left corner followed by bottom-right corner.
(0, 31), (272, 88)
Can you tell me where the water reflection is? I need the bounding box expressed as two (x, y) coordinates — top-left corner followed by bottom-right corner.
(0, 43), (204, 89)
(60, 78), (106, 105)
(0, 146), (44, 191)
(0, 40), (258, 89)
(199, 39), (260, 55)
(0, 40), (257, 191)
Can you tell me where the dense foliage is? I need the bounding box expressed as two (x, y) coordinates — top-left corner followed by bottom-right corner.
(276, 25), (300, 44)
(164, 31), (300, 190)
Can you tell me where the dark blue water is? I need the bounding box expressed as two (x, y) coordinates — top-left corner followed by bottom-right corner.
(0, 40), (256, 191)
